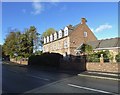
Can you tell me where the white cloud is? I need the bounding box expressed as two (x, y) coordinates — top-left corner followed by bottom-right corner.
(30, 0), (60, 15)
(31, 0), (44, 15)
(94, 23), (112, 33)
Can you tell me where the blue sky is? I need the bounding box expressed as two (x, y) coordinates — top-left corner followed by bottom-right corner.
(1, 2), (118, 44)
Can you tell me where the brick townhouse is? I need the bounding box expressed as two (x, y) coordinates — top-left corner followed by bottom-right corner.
(43, 18), (97, 56)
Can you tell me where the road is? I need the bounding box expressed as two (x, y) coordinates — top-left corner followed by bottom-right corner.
(2, 62), (119, 95)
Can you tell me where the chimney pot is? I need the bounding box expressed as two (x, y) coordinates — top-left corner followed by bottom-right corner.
(81, 18), (87, 24)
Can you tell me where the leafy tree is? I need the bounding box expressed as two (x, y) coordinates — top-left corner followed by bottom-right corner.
(80, 44), (93, 54)
(42, 28), (56, 37)
(2, 31), (21, 58)
(2, 26), (42, 59)
(34, 50), (43, 55)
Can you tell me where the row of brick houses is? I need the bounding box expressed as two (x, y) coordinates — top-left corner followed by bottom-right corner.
(43, 18), (97, 56)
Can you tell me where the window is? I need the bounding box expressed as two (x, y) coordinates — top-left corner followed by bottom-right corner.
(47, 36), (49, 43)
(64, 40), (68, 48)
(84, 32), (87, 37)
(50, 34), (53, 42)
(64, 27), (68, 36)
(54, 32), (57, 40)
(44, 37), (46, 44)
(59, 30), (62, 38)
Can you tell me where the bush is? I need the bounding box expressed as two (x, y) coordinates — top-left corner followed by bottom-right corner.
(87, 50), (111, 62)
(115, 52), (120, 62)
(87, 53), (100, 62)
(28, 52), (63, 67)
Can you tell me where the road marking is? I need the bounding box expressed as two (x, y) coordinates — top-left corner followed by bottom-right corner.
(68, 84), (112, 94)
(78, 74), (120, 81)
(27, 75), (50, 81)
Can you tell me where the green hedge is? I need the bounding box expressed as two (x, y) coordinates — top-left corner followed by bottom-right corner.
(28, 52), (63, 67)
(115, 52), (120, 62)
(87, 50), (110, 62)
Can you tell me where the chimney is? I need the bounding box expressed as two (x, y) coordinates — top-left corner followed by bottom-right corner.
(81, 18), (87, 24)
(68, 24), (73, 28)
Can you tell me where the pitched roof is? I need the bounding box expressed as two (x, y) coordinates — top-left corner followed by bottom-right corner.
(67, 23), (81, 34)
(88, 37), (120, 50)
(87, 40), (101, 49)
(76, 37), (120, 51)
(99, 38), (119, 48)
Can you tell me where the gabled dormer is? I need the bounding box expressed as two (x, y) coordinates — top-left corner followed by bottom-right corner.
(44, 37), (47, 44)
(58, 29), (63, 39)
(54, 31), (58, 40)
(64, 27), (68, 36)
(50, 34), (53, 42)
(47, 36), (50, 43)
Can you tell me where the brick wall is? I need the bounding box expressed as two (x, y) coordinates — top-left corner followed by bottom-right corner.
(10, 58), (28, 65)
(69, 23), (97, 55)
(43, 37), (70, 56)
(86, 62), (120, 73)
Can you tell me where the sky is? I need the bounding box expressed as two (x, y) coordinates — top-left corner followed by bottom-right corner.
(1, 1), (118, 45)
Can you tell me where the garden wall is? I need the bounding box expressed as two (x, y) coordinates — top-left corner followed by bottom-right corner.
(10, 58), (28, 65)
(86, 62), (120, 73)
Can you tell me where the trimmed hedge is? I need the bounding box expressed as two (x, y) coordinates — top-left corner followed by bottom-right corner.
(28, 52), (63, 67)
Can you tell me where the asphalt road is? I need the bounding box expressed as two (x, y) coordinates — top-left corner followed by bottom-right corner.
(2, 62), (77, 94)
(2, 62), (119, 95)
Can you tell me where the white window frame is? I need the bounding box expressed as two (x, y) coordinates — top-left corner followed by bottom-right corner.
(44, 37), (46, 44)
(64, 40), (68, 48)
(50, 34), (53, 42)
(84, 31), (87, 37)
(64, 27), (68, 36)
(58, 30), (62, 38)
(47, 36), (49, 43)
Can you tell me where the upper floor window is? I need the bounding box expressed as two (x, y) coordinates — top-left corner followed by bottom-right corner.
(84, 31), (87, 37)
(64, 40), (68, 48)
(64, 27), (68, 36)
(54, 32), (58, 40)
(58, 30), (62, 38)
(47, 36), (49, 43)
(50, 34), (53, 42)
(44, 37), (46, 44)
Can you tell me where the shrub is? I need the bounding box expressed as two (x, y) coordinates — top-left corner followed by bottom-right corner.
(28, 52), (63, 67)
(87, 53), (100, 62)
(87, 50), (111, 62)
(115, 52), (120, 62)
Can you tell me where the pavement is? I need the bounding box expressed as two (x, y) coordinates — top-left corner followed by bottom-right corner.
(78, 71), (120, 81)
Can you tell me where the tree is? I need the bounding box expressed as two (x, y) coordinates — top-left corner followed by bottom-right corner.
(80, 44), (93, 54)
(42, 28), (56, 37)
(2, 26), (42, 58)
(2, 31), (21, 58)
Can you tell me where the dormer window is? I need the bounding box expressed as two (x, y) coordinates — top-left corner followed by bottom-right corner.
(64, 27), (68, 36)
(58, 30), (62, 38)
(54, 32), (58, 40)
(84, 31), (87, 37)
(44, 37), (46, 44)
(47, 36), (50, 43)
(50, 34), (53, 42)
